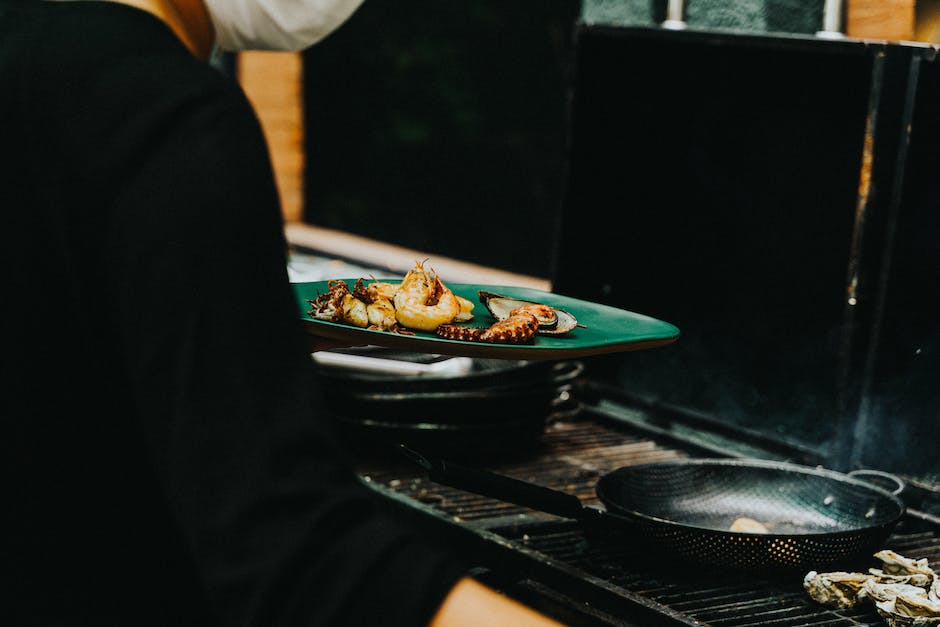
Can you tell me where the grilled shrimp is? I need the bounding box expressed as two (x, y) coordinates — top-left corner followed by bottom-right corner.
(393, 260), (460, 332)
(368, 281), (399, 301)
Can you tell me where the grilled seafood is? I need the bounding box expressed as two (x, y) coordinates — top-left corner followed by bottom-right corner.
(863, 580), (940, 626)
(308, 279), (408, 333)
(480, 309), (539, 343)
(873, 550), (937, 584)
(358, 276), (472, 324)
(393, 260), (461, 332)
(805, 550), (940, 623)
(365, 280), (399, 301)
(435, 288), (579, 344)
(308, 279), (354, 323)
(351, 278), (399, 331)
(454, 296), (475, 322)
(306, 263), (570, 344)
(436, 307), (539, 344)
(340, 293), (368, 327)
(804, 571), (878, 608)
(366, 297), (397, 330)
(478, 290), (580, 335)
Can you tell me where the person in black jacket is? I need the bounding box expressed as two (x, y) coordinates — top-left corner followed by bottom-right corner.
(0, 0), (563, 625)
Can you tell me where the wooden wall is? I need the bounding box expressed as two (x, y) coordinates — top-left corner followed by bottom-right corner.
(237, 51), (305, 224)
(846, 0), (916, 40)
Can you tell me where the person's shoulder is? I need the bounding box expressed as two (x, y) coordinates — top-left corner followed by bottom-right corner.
(5, 2), (258, 172)
(15, 1), (229, 94)
(50, 3), (249, 121)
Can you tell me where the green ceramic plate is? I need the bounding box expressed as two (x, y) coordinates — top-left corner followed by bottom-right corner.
(293, 280), (679, 360)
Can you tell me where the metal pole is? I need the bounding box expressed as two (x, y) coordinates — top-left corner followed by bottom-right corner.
(817, 0), (845, 38)
(662, 0), (687, 30)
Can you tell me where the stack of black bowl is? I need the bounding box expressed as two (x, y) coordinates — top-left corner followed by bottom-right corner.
(312, 347), (583, 460)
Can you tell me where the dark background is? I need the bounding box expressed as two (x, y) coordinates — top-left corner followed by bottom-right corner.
(300, 10), (939, 487)
(554, 27), (870, 453)
(552, 26), (940, 481)
(302, 1), (580, 278)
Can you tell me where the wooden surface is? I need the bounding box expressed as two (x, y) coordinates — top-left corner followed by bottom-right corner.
(916, 0), (940, 42)
(285, 223), (552, 290)
(846, 0), (916, 41)
(237, 51), (305, 223)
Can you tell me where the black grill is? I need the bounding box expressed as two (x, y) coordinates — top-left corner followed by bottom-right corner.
(356, 411), (940, 626)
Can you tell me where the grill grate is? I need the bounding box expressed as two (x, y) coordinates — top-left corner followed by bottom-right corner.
(363, 419), (689, 519)
(505, 523), (940, 626)
(358, 415), (940, 626)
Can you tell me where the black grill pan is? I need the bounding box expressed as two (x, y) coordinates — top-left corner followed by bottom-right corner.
(595, 458), (905, 571)
(406, 452), (905, 572)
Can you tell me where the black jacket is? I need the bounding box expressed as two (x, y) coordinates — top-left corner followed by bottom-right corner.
(1, 2), (464, 624)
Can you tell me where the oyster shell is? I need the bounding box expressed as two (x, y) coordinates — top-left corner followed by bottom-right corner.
(804, 571), (877, 608)
(874, 550), (937, 582)
(889, 593), (940, 619)
(861, 580), (936, 605)
(805, 551), (940, 625)
(478, 290), (579, 335)
(865, 580), (940, 627)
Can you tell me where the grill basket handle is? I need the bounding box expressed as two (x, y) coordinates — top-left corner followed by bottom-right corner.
(399, 445), (587, 520)
(847, 469), (905, 496)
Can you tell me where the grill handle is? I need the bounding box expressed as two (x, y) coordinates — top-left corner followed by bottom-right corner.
(400, 445), (586, 520)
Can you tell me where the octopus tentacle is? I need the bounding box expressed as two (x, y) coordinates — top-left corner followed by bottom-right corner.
(436, 309), (539, 344)
(480, 311), (539, 344)
(436, 324), (486, 342)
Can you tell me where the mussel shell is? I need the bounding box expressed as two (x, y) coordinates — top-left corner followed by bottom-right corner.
(478, 290), (579, 335)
